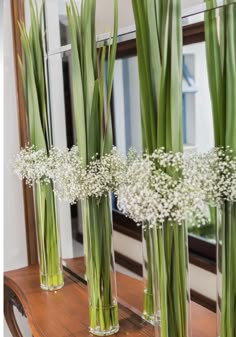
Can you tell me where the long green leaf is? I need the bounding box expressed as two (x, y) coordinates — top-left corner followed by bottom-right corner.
(66, 3), (87, 165)
(103, 0), (118, 154)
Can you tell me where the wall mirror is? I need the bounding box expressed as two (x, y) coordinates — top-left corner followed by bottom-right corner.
(16, 0), (235, 319)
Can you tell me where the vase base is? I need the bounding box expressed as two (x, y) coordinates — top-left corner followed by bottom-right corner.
(40, 271), (64, 291)
(142, 312), (155, 326)
(142, 310), (161, 326)
(89, 325), (119, 336)
(40, 282), (64, 291)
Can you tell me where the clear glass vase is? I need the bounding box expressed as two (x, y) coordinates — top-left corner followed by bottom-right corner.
(82, 195), (119, 336)
(35, 181), (64, 291)
(217, 201), (236, 337)
(148, 222), (191, 337)
(142, 225), (155, 324)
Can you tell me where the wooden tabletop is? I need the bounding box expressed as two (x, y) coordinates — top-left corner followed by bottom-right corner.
(4, 261), (216, 337)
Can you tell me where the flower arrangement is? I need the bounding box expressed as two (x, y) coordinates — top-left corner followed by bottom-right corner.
(117, 148), (208, 227)
(14, 146), (126, 202)
(65, 0), (120, 331)
(15, 144), (236, 337)
(132, 0), (183, 325)
(18, 0), (63, 291)
(116, 149), (192, 337)
(15, 145), (236, 240)
(14, 144), (125, 335)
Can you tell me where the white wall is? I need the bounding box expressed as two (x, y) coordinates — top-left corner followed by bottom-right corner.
(96, 0), (134, 34)
(96, 0), (204, 34)
(4, 1), (31, 336)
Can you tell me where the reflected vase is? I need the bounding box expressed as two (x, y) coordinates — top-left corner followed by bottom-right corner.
(217, 201), (236, 337)
(82, 195), (119, 336)
(148, 222), (191, 337)
(35, 181), (64, 291)
(142, 225), (155, 324)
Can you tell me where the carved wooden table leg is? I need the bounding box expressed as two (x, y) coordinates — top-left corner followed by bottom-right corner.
(4, 285), (26, 337)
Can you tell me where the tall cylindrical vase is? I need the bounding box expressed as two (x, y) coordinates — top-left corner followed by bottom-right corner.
(217, 201), (236, 337)
(142, 226), (155, 324)
(82, 195), (119, 336)
(148, 222), (191, 337)
(35, 181), (64, 291)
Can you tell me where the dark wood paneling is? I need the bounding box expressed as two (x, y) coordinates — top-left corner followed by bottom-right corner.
(115, 22), (205, 61)
(190, 290), (216, 313)
(189, 235), (216, 262)
(115, 252), (143, 276)
(113, 210), (142, 241)
(189, 253), (216, 274)
(183, 22), (205, 45)
(116, 39), (137, 59)
(11, 0), (38, 265)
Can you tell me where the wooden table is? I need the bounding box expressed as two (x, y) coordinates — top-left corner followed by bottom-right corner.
(4, 262), (216, 337)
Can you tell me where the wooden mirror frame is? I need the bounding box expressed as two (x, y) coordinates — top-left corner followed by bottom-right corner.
(11, 0), (38, 265)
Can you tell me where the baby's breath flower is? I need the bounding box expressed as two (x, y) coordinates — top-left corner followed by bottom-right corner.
(116, 149), (205, 227)
(14, 145), (235, 224)
(85, 148), (126, 198)
(14, 146), (49, 185)
(184, 147), (236, 205)
(14, 146), (126, 203)
(47, 146), (87, 203)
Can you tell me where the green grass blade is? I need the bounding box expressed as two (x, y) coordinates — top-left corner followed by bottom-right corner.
(88, 80), (100, 159)
(102, 0), (118, 154)
(204, 7), (224, 146)
(67, 4), (87, 165)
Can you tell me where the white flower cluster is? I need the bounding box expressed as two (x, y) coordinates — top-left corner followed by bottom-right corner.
(184, 147), (236, 205)
(14, 146), (49, 185)
(14, 146), (126, 203)
(14, 146), (235, 225)
(85, 150), (126, 198)
(47, 146), (87, 203)
(116, 148), (208, 226)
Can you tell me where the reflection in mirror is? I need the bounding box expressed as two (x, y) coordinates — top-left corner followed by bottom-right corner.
(182, 42), (214, 153)
(47, 48), (143, 274)
(45, 3), (233, 318)
(112, 41), (216, 243)
(48, 49), (85, 259)
(113, 56), (142, 154)
(45, 0), (81, 50)
(182, 41), (216, 242)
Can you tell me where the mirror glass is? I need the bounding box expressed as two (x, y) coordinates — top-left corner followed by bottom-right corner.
(44, 0), (81, 51)
(45, 2), (235, 316)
